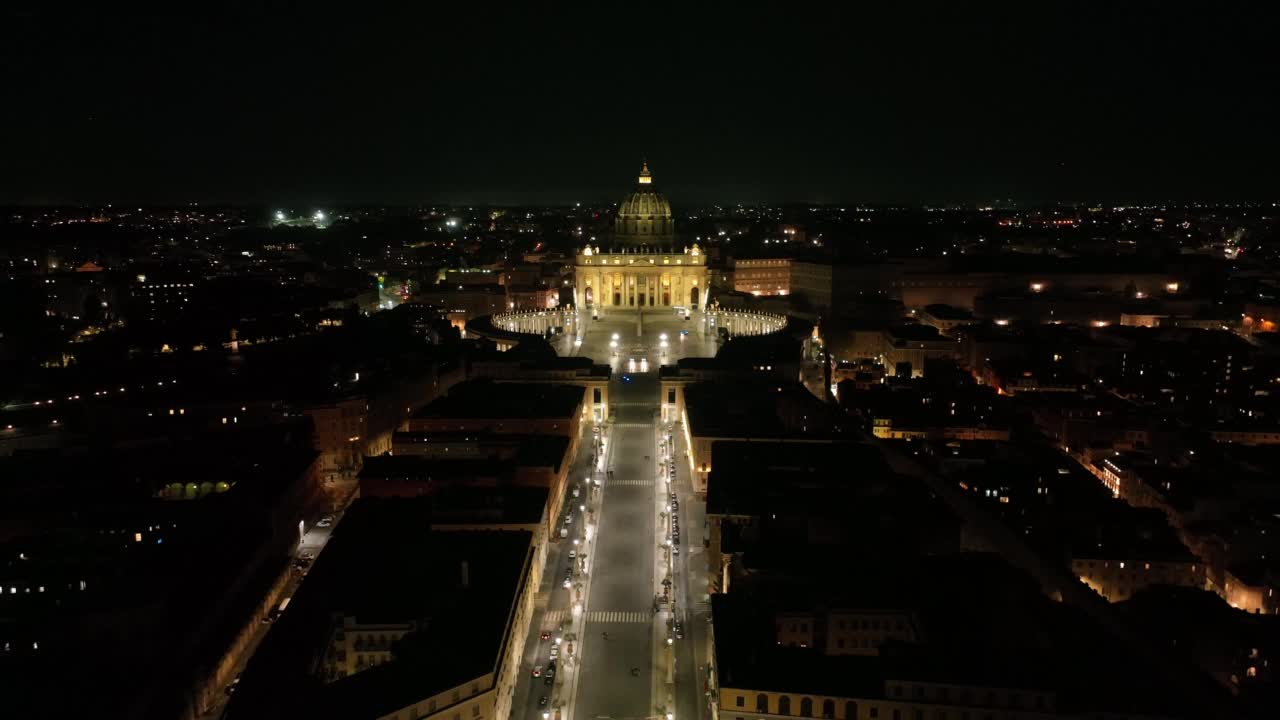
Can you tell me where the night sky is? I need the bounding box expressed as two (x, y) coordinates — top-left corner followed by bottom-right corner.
(3, 3), (1277, 205)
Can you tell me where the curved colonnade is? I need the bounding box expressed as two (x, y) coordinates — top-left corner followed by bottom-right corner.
(466, 309), (578, 350)
(706, 307), (788, 338)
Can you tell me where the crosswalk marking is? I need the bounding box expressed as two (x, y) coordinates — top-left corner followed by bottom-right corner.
(608, 479), (654, 486)
(542, 610), (567, 626)
(586, 610), (650, 623)
(612, 422), (652, 428)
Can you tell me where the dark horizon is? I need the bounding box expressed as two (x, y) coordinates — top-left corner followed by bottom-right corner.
(3, 4), (1278, 206)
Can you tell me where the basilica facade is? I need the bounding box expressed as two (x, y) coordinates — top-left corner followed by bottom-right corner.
(572, 163), (710, 313)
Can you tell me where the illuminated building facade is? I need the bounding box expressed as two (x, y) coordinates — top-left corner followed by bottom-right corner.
(732, 258), (791, 296)
(573, 163), (711, 313)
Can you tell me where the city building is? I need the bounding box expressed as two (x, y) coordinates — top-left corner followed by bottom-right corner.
(678, 380), (848, 495)
(572, 164), (711, 313)
(225, 500), (536, 720)
(732, 257), (791, 296)
(0, 425), (321, 720)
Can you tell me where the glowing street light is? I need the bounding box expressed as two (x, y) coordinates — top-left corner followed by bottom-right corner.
(274, 210), (285, 221)
(612, 333), (620, 340)
(313, 210), (326, 222)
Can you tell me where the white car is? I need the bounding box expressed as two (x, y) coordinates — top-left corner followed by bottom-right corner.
(568, 550), (577, 559)
(563, 576), (572, 589)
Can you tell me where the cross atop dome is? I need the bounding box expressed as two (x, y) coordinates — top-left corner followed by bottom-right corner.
(638, 161), (652, 185)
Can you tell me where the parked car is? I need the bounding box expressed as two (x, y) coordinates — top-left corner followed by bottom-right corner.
(532, 665), (543, 677)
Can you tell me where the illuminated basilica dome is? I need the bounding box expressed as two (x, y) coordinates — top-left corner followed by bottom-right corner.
(614, 162), (674, 247)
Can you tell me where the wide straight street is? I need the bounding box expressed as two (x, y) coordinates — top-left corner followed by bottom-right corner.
(512, 310), (716, 720)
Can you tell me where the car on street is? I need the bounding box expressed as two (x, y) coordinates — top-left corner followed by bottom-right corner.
(672, 501), (678, 511)
(673, 545), (680, 555)
(563, 576), (572, 589)
(532, 665), (543, 677)
(316, 514), (333, 528)
(568, 550), (576, 559)
(572, 487), (580, 498)
(299, 549), (315, 561)
(550, 646), (559, 659)
(224, 674), (241, 695)
(540, 630), (551, 640)
(674, 622), (684, 638)
(544, 674), (554, 686)
(538, 696), (548, 707)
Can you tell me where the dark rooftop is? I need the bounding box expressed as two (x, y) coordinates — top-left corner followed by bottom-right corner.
(412, 379), (583, 421)
(684, 381), (845, 439)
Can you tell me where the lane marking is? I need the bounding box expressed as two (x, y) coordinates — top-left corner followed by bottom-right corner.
(586, 610), (651, 623)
